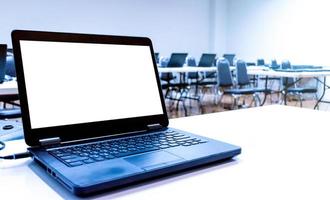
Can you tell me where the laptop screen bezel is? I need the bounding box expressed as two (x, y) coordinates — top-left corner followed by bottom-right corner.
(12, 30), (169, 146)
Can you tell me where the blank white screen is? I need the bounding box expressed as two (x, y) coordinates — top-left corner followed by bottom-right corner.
(20, 41), (163, 129)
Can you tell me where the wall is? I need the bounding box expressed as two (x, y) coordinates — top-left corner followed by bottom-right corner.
(0, 0), (227, 59)
(227, 0), (330, 66)
(226, 0), (330, 105)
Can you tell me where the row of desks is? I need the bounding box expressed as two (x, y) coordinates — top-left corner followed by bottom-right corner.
(158, 65), (330, 109)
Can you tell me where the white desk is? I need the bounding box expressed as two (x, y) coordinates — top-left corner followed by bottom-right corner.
(0, 80), (18, 95)
(247, 68), (330, 78)
(1, 105), (330, 199)
(247, 69), (330, 108)
(157, 66), (269, 73)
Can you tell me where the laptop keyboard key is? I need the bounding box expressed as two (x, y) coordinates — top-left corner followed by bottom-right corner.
(49, 130), (208, 167)
(69, 161), (83, 167)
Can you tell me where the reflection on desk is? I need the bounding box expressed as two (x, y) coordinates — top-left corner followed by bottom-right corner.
(1, 105), (330, 199)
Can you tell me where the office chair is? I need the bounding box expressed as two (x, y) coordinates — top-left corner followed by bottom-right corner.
(154, 53), (160, 64)
(0, 44), (7, 83)
(270, 59), (280, 69)
(236, 60), (272, 105)
(280, 60), (318, 107)
(5, 55), (16, 78)
(186, 56), (198, 81)
(216, 59), (261, 109)
(257, 59), (265, 66)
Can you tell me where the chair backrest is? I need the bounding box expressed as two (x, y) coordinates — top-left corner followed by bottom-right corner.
(186, 57), (198, 79)
(186, 56), (197, 66)
(217, 59), (234, 87)
(257, 58), (265, 66)
(154, 53), (159, 64)
(159, 57), (173, 81)
(167, 53), (188, 67)
(223, 54), (236, 66)
(0, 44), (7, 83)
(5, 55), (16, 77)
(270, 59), (279, 69)
(198, 53), (216, 67)
(281, 60), (291, 69)
(236, 60), (250, 86)
(246, 62), (256, 66)
(281, 60), (294, 86)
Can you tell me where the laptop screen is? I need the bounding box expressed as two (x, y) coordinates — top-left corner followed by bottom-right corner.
(19, 40), (163, 129)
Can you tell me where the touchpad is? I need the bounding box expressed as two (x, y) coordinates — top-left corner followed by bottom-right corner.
(124, 151), (184, 171)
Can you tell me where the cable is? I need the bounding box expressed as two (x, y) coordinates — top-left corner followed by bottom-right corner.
(0, 151), (31, 160)
(0, 141), (31, 160)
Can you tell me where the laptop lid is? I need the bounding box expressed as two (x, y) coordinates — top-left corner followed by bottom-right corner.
(12, 30), (168, 146)
(198, 53), (216, 67)
(167, 53), (187, 67)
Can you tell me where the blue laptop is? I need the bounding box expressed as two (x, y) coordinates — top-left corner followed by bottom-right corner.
(12, 30), (241, 196)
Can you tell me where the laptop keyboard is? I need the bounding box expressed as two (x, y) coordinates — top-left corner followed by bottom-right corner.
(49, 130), (208, 167)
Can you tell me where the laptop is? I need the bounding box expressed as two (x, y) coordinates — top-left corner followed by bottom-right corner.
(167, 53), (188, 67)
(198, 53), (216, 67)
(12, 30), (241, 196)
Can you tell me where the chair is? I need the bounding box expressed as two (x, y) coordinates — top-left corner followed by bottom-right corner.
(236, 60), (272, 104)
(257, 59), (265, 66)
(154, 53), (160, 64)
(217, 59), (261, 108)
(281, 60), (318, 107)
(0, 44), (7, 83)
(223, 54), (236, 66)
(5, 55), (16, 77)
(270, 59), (280, 69)
(186, 56), (198, 82)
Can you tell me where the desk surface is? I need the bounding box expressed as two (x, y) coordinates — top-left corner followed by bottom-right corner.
(0, 80), (18, 95)
(1, 105), (330, 199)
(248, 68), (330, 78)
(157, 66), (268, 73)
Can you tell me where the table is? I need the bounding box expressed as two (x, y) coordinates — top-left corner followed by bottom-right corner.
(158, 66), (268, 114)
(0, 80), (19, 107)
(0, 80), (18, 95)
(1, 105), (330, 199)
(247, 69), (330, 108)
(157, 65), (269, 73)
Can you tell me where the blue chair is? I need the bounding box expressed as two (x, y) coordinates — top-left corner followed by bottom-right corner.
(236, 60), (273, 105)
(281, 60), (318, 107)
(257, 59), (265, 66)
(270, 59), (280, 69)
(186, 57), (198, 81)
(0, 46), (21, 119)
(5, 55), (16, 77)
(217, 59), (261, 108)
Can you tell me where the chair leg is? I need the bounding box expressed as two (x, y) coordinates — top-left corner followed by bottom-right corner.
(218, 93), (224, 106)
(233, 95), (239, 109)
(298, 93), (303, 107)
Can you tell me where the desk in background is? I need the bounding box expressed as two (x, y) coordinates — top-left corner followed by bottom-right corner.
(1, 105), (330, 199)
(248, 68), (330, 108)
(0, 80), (19, 109)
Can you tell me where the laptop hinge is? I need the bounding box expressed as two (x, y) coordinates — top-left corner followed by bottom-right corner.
(147, 123), (163, 130)
(39, 137), (61, 146)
